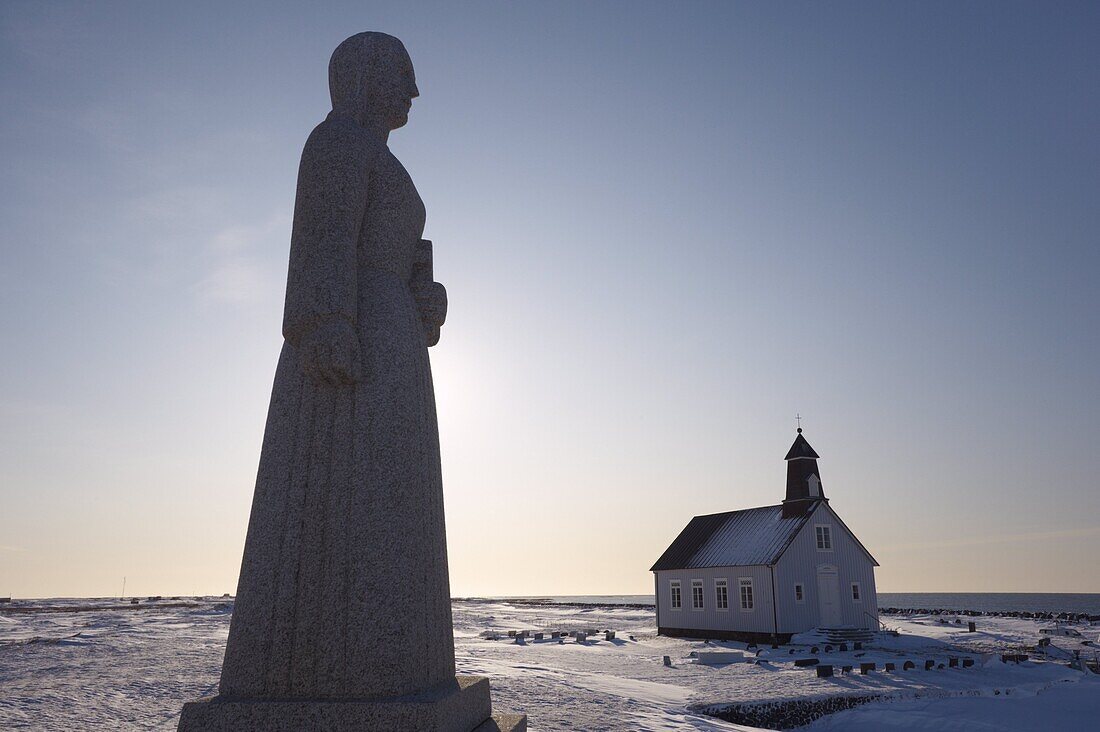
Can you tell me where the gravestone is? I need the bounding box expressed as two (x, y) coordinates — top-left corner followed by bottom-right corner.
(176, 31), (524, 732)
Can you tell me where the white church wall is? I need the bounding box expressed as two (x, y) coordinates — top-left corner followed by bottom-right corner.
(655, 565), (776, 635)
(774, 503), (878, 633)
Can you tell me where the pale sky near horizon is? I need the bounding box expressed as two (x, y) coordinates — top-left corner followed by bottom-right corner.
(2, 1), (1098, 599)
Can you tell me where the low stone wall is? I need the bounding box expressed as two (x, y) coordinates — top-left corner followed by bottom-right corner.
(699, 695), (883, 730)
(700, 686), (1050, 730)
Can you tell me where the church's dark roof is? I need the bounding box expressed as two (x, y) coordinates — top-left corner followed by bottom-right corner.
(784, 432), (820, 460)
(649, 504), (817, 571)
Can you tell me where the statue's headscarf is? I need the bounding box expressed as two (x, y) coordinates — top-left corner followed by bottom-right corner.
(328, 32), (408, 113)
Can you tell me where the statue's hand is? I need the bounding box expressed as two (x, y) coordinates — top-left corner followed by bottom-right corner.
(410, 239), (446, 346)
(297, 318), (362, 386)
(415, 281), (447, 329)
(413, 280), (447, 347)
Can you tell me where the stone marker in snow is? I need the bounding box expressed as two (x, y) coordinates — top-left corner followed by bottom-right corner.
(175, 31), (524, 732)
(694, 651), (745, 664)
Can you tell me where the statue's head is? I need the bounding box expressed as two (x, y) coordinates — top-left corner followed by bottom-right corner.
(329, 32), (418, 131)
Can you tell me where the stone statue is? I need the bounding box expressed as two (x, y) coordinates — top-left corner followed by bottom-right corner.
(178, 32), (524, 731)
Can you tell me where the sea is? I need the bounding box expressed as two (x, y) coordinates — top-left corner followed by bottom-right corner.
(499, 593), (1100, 615)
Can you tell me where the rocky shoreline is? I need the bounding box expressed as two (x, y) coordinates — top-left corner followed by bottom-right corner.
(462, 598), (1098, 622)
(880, 607), (1098, 622)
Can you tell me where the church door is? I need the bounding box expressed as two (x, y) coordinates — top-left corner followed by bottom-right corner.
(816, 564), (842, 628)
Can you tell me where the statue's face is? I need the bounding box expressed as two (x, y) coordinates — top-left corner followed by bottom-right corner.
(370, 44), (419, 131)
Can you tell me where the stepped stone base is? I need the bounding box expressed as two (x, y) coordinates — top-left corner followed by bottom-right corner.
(474, 714), (528, 731)
(178, 675), (524, 732)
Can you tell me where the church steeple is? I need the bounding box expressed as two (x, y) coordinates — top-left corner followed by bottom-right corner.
(782, 428), (827, 517)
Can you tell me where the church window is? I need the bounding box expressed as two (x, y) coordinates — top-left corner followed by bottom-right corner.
(851, 583), (862, 602)
(815, 525), (833, 551)
(691, 580), (704, 610)
(670, 580), (681, 609)
(715, 579), (728, 610)
(794, 583), (805, 603)
(739, 578), (754, 611)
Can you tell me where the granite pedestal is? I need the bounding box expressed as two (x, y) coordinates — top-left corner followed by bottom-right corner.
(179, 676), (525, 731)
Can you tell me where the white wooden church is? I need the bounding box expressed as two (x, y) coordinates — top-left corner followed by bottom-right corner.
(650, 429), (879, 643)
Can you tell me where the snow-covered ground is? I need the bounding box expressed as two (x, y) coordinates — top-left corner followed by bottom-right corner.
(1, 597), (1097, 730)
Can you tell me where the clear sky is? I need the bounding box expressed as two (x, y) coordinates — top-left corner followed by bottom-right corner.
(2, 1), (1098, 599)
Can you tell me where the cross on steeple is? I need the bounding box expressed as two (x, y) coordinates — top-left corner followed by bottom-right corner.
(796, 413), (802, 432)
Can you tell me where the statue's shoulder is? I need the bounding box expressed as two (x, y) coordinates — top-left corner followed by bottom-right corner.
(300, 113), (385, 172)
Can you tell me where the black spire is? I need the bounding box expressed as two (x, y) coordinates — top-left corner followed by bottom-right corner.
(782, 428), (826, 517)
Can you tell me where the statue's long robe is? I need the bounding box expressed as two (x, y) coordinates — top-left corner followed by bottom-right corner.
(218, 111), (456, 700)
